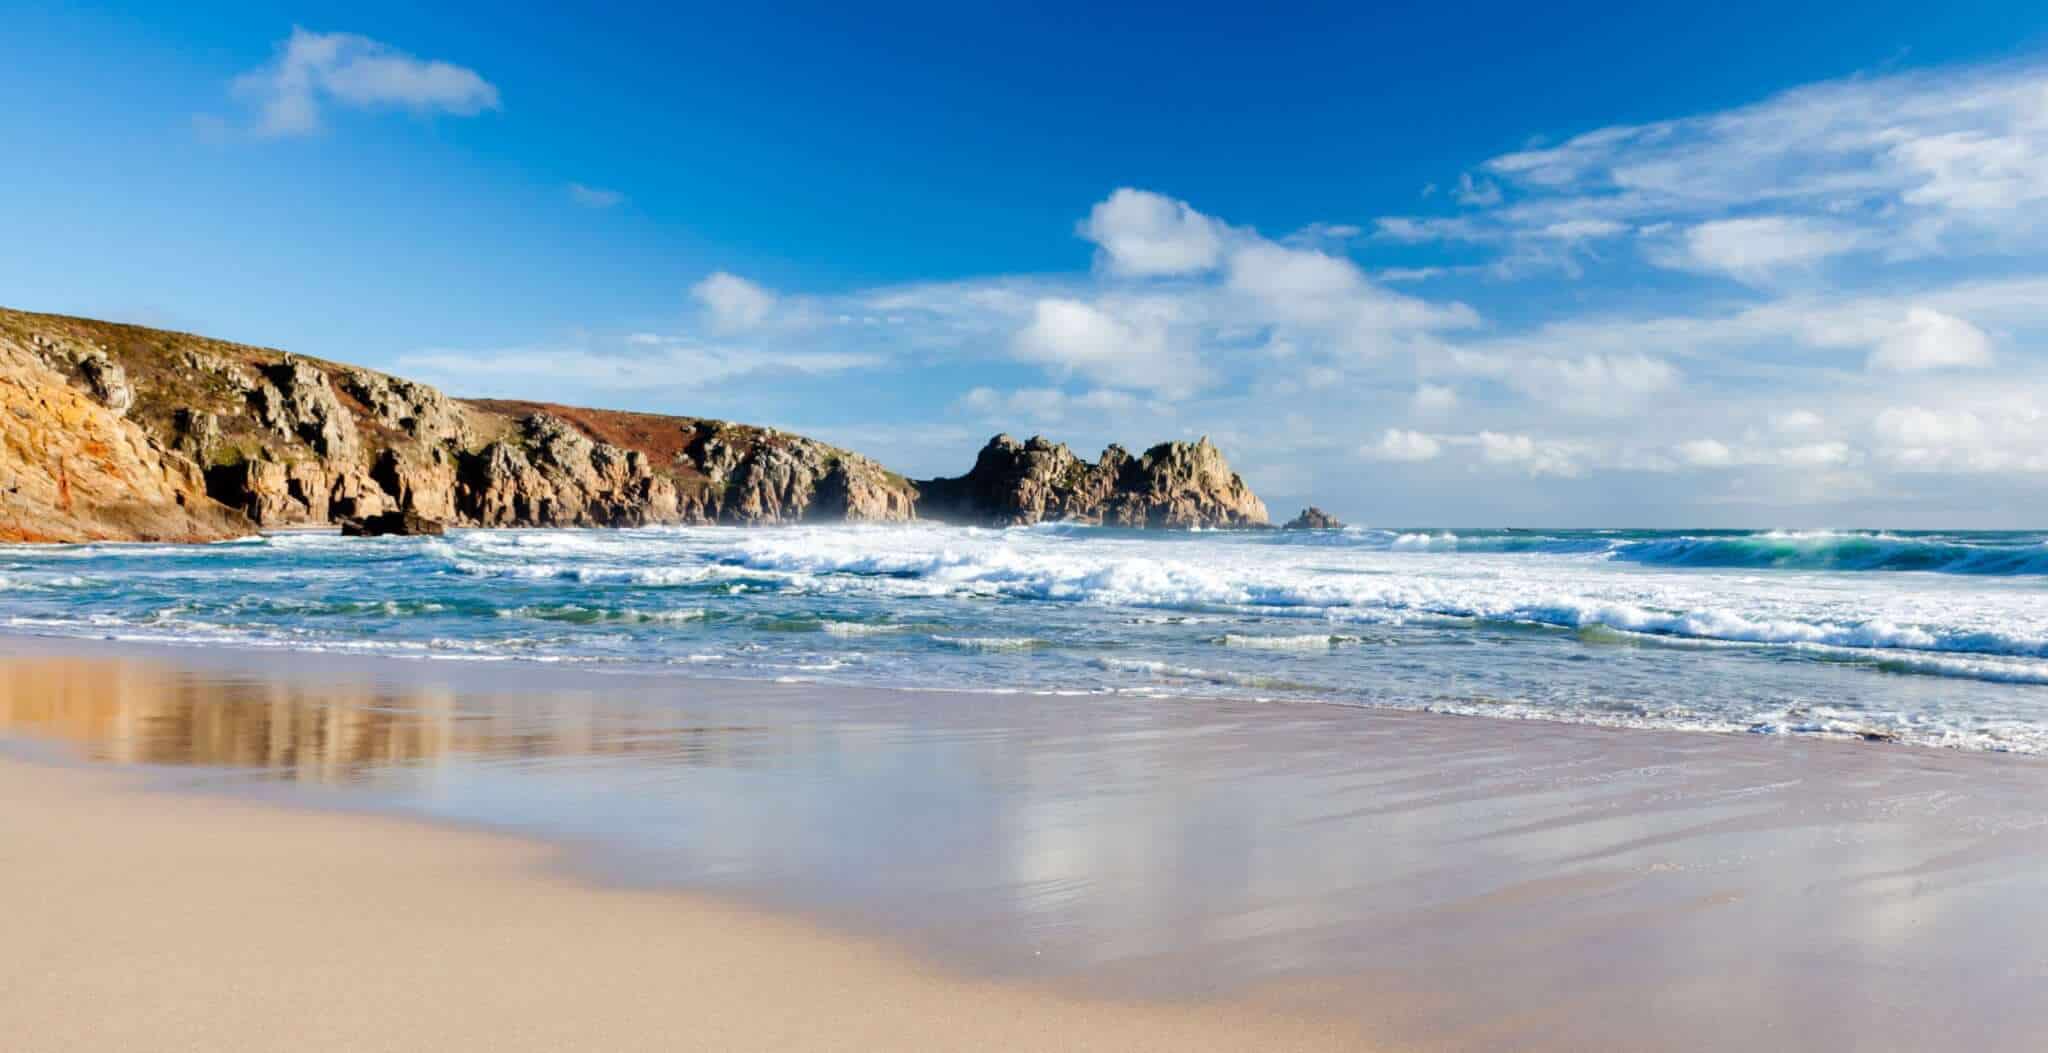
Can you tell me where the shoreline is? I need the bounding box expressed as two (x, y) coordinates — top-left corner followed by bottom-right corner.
(8, 634), (2048, 1050)
(0, 620), (2035, 758)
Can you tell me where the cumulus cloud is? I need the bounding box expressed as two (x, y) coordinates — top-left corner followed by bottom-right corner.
(1677, 216), (1864, 280)
(1362, 428), (1443, 462)
(1866, 306), (1992, 372)
(1412, 383), (1458, 414)
(1012, 297), (1209, 396)
(691, 272), (778, 331)
(1476, 431), (1583, 477)
(231, 27), (499, 136)
(1079, 188), (1229, 276)
(1676, 438), (1734, 467)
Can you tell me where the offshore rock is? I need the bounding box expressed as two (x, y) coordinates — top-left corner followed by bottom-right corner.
(919, 434), (1269, 529)
(340, 509), (446, 537)
(1284, 506), (1344, 530)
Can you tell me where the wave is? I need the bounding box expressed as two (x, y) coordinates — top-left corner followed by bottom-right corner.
(719, 532), (2048, 662)
(1610, 531), (2048, 575)
(1281, 527), (2048, 576)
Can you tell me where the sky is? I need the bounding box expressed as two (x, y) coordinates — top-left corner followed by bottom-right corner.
(8, 3), (2048, 526)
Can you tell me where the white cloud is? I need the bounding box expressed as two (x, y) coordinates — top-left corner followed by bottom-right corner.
(955, 386), (1152, 424)
(1676, 438), (1734, 467)
(1362, 428), (1442, 462)
(231, 27), (499, 136)
(1867, 306), (1992, 372)
(1476, 431), (1583, 477)
(1675, 437), (1852, 469)
(1079, 188), (1229, 276)
(1381, 60), (2048, 269)
(691, 272), (778, 331)
(568, 183), (625, 208)
(1444, 349), (1679, 415)
(397, 339), (879, 394)
(1412, 383), (1458, 414)
(1012, 297), (1208, 396)
(1773, 409), (1826, 436)
(1678, 216), (1863, 280)
(1453, 173), (1502, 207)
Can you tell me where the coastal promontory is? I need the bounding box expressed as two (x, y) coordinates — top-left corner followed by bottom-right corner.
(1, 307), (1273, 542)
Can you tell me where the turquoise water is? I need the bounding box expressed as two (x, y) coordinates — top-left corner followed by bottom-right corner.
(7, 524), (2048, 751)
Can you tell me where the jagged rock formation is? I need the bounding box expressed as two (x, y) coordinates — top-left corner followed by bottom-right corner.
(0, 307), (1268, 542)
(1284, 506), (1343, 530)
(920, 434), (1269, 529)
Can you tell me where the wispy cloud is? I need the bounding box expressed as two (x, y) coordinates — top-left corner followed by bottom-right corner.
(1379, 60), (2048, 276)
(568, 183), (625, 208)
(229, 26), (499, 137)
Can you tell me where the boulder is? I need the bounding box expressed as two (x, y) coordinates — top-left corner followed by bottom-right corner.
(340, 509), (446, 537)
(1284, 506), (1344, 530)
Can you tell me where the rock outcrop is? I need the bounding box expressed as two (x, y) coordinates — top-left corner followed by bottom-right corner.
(1284, 506), (1344, 530)
(919, 434), (1269, 529)
(0, 307), (1268, 542)
(340, 509), (446, 537)
(0, 331), (244, 542)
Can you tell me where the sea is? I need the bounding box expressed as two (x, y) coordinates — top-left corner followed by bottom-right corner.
(7, 523), (2048, 752)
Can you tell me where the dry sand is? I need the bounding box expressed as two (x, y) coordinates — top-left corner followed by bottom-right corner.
(0, 756), (1382, 1052)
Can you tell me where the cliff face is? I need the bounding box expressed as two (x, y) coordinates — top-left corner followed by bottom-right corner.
(919, 434), (1270, 529)
(0, 307), (1270, 542)
(0, 332), (245, 542)
(0, 308), (916, 541)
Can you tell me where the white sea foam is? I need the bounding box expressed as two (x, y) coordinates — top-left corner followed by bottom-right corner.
(1216, 633), (1353, 650)
(821, 621), (904, 637)
(932, 635), (1050, 651)
(12, 523), (2048, 752)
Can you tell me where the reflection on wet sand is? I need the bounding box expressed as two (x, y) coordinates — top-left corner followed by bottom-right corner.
(7, 639), (2048, 1051)
(0, 655), (772, 780)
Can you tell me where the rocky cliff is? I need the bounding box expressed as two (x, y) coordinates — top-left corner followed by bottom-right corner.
(918, 434), (1270, 528)
(0, 307), (1272, 542)
(1, 330), (245, 542)
(0, 308), (916, 541)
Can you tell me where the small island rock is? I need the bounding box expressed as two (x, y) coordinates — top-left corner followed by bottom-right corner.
(1283, 506), (1344, 530)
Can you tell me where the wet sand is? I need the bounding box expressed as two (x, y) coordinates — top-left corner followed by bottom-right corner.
(6, 636), (2048, 1050)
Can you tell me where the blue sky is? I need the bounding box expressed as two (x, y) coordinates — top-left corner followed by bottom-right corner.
(8, 3), (2048, 525)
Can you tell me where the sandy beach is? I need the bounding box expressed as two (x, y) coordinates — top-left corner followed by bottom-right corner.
(0, 744), (1377, 1052)
(7, 636), (2048, 1051)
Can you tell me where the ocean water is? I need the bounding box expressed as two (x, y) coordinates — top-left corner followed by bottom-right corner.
(6, 524), (2048, 751)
